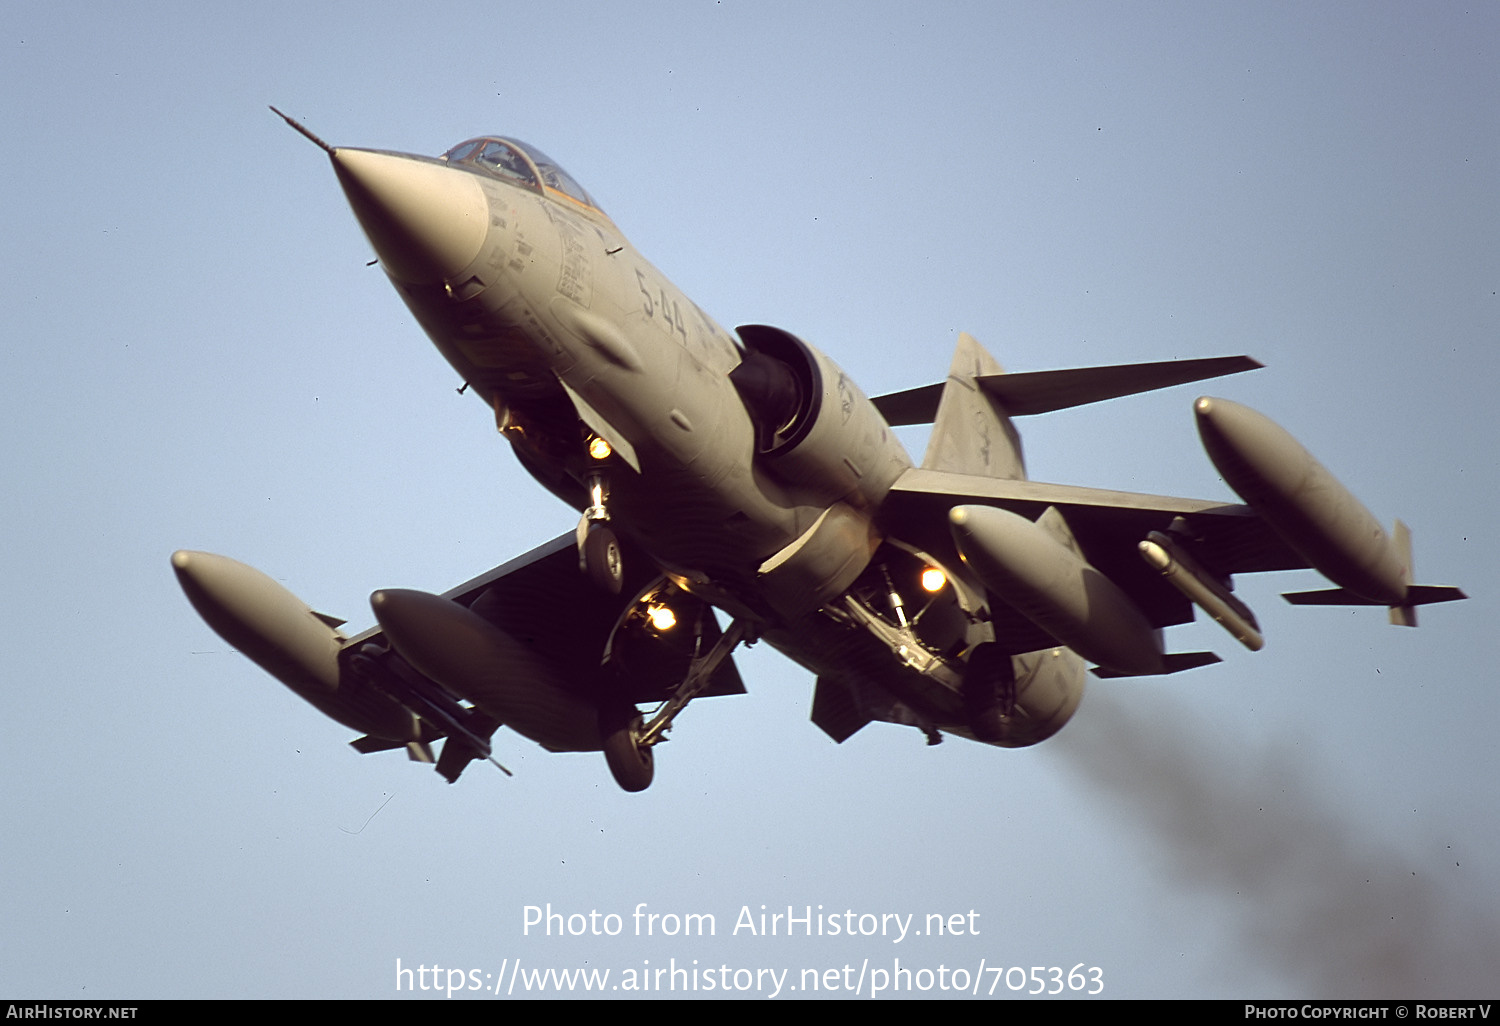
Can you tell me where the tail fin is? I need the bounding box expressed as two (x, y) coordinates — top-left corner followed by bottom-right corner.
(910, 332), (1027, 478)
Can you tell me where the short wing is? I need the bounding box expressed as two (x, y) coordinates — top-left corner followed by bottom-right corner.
(342, 532), (594, 647)
(345, 532), (745, 774)
(881, 467), (1304, 631)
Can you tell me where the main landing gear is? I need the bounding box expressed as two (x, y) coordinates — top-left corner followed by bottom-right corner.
(962, 641), (1017, 743)
(599, 616), (753, 792)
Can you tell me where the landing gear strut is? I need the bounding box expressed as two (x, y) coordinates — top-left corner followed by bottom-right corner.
(599, 616), (754, 792)
(576, 472), (623, 594)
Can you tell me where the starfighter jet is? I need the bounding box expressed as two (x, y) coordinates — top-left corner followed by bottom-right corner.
(172, 111), (1466, 791)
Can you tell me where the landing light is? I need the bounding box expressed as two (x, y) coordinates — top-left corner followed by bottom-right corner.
(647, 604), (677, 632)
(920, 567), (946, 593)
(588, 436), (613, 460)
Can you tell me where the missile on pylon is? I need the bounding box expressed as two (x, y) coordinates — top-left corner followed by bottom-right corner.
(1139, 531), (1264, 651)
(368, 588), (603, 752)
(948, 505), (1166, 676)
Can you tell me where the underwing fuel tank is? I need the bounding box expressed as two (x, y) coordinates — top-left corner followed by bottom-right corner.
(368, 589), (602, 752)
(948, 505), (1165, 676)
(1194, 397), (1407, 604)
(170, 550), (414, 738)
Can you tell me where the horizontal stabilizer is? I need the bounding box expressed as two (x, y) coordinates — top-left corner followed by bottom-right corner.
(872, 355), (1261, 425)
(1092, 651), (1221, 679)
(979, 356), (1262, 416)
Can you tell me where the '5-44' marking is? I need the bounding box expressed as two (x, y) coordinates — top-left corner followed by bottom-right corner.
(635, 268), (689, 343)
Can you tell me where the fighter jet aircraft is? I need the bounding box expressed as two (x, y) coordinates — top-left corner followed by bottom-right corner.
(172, 111), (1465, 791)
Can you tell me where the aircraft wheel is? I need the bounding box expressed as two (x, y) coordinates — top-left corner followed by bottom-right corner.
(582, 524), (624, 595)
(968, 706), (1007, 744)
(963, 642), (1015, 743)
(601, 709), (654, 792)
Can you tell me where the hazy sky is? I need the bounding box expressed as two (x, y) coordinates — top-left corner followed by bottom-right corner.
(4, 2), (1496, 999)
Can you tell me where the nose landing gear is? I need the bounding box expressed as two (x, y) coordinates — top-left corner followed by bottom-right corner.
(576, 471), (624, 594)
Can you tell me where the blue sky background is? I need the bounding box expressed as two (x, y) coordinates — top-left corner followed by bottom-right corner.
(4, 1), (1496, 999)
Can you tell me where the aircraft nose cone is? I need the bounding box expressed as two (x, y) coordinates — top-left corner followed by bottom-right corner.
(330, 148), (489, 285)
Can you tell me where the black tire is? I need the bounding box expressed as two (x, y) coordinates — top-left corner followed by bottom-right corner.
(601, 709), (654, 792)
(582, 524), (624, 595)
(963, 642), (1015, 742)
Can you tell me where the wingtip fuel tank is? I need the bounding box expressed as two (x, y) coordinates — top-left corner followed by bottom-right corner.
(1193, 397), (1408, 605)
(171, 550), (345, 695)
(171, 550), (421, 740)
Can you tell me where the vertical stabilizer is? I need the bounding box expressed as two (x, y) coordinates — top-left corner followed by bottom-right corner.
(921, 333), (1025, 479)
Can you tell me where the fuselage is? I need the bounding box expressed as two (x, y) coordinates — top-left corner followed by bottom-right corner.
(328, 137), (1082, 750)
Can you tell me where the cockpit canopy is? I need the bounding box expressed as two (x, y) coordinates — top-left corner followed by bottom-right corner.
(441, 137), (602, 215)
